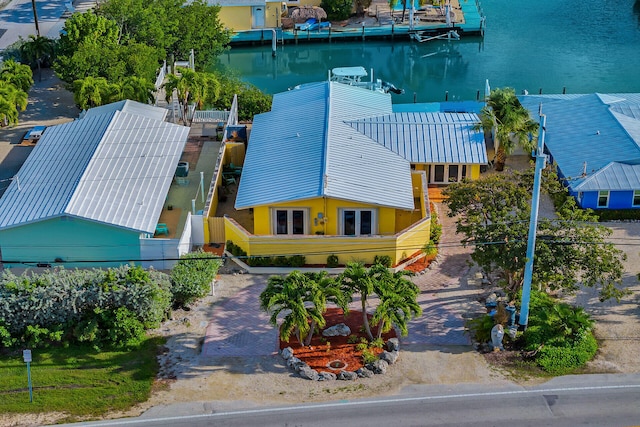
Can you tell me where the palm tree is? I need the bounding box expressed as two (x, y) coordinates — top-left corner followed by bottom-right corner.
(0, 60), (34, 93)
(371, 270), (422, 339)
(118, 76), (155, 104)
(476, 87), (538, 171)
(337, 262), (382, 341)
(260, 271), (348, 347)
(19, 35), (55, 82)
(0, 81), (28, 126)
(163, 68), (221, 124)
(73, 76), (115, 109)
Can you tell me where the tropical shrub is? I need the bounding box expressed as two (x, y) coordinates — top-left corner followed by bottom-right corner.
(327, 254), (339, 268)
(170, 251), (222, 307)
(373, 255), (392, 268)
(430, 207), (442, 244)
(0, 266), (172, 348)
(320, 0), (353, 21)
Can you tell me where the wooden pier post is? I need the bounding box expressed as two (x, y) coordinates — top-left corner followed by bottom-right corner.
(392, 23), (395, 41)
(562, 86), (566, 94)
(329, 26), (332, 43)
(445, 91), (449, 101)
(294, 29), (298, 44)
(362, 22), (365, 41)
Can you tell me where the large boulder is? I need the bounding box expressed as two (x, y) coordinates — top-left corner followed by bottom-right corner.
(386, 338), (400, 352)
(318, 371), (337, 381)
(356, 367), (374, 378)
(299, 366), (320, 381)
(337, 370), (358, 381)
(281, 347), (294, 360)
(322, 323), (351, 337)
(367, 359), (389, 374)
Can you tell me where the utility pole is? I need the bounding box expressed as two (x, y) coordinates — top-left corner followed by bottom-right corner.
(519, 112), (547, 329)
(31, 0), (40, 36)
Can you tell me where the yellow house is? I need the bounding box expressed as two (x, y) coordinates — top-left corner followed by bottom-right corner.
(225, 82), (417, 266)
(223, 80), (487, 267)
(212, 0), (320, 31)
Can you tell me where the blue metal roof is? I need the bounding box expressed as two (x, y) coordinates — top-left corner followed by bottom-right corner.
(519, 93), (640, 191)
(235, 82), (416, 210)
(0, 103), (189, 232)
(346, 112), (487, 164)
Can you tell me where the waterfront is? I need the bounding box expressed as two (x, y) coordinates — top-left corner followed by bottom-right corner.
(215, 0), (640, 103)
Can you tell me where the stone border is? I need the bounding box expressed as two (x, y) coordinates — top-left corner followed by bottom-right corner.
(280, 337), (400, 381)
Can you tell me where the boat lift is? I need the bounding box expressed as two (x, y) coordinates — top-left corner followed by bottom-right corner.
(410, 29), (460, 43)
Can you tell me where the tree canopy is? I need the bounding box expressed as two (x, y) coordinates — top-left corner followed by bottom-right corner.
(443, 169), (630, 301)
(0, 62), (31, 126)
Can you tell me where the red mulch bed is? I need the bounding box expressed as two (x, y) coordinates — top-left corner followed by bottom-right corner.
(203, 243), (225, 257)
(403, 253), (436, 273)
(279, 308), (396, 373)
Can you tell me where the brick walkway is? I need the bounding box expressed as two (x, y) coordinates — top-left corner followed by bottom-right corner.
(405, 203), (485, 345)
(202, 202), (484, 356)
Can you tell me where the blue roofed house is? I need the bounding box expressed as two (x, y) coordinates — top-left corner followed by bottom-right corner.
(222, 81), (487, 266)
(0, 100), (190, 268)
(519, 93), (640, 209)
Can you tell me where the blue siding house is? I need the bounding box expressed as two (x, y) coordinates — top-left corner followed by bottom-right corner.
(519, 93), (640, 209)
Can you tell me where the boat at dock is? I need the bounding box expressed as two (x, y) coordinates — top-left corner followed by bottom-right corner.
(328, 67), (404, 94)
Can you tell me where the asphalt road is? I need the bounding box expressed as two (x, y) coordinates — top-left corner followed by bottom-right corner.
(65, 374), (640, 427)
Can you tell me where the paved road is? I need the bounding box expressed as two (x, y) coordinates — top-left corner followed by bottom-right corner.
(0, 0), (95, 49)
(62, 374), (640, 427)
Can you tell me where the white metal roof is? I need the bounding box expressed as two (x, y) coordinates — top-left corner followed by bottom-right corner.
(0, 104), (189, 233)
(346, 112), (487, 164)
(83, 100), (168, 122)
(235, 82), (415, 210)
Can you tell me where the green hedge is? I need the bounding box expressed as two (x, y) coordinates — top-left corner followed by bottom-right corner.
(0, 266), (172, 348)
(170, 251), (222, 307)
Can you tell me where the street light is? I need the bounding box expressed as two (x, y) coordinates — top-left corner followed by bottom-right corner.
(31, 0), (40, 36)
(519, 112), (547, 329)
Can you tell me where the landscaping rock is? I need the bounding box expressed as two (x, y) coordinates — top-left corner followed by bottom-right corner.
(322, 323), (351, 337)
(281, 347), (294, 360)
(337, 370), (358, 381)
(287, 356), (305, 371)
(386, 338), (400, 352)
(299, 366), (319, 381)
(318, 372), (337, 381)
(367, 359), (389, 374)
(356, 367), (374, 378)
(380, 350), (399, 365)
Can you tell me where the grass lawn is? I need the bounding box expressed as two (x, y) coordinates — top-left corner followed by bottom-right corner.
(0, 337), (164, 421)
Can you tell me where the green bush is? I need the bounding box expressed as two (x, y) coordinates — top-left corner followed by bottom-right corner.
(320, 0), (353, 20)
(0, 266), (172, 348)
(369, 337), (385, 348)
(361, 348), (378, 364)
(373, 255), (392, 268)
(536, 331), (597, 375)
(346, 334), (359, 344)
(170, 251), (222, 307)
(289, 255), (306, 267)
(327, 254), (339, 268)
(430, 208), (442, 244)
(466, 315), (494, 343)
(592, 209), (640, 222)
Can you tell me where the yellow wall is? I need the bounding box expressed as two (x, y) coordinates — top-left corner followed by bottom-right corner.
(224, 214), (430, 266)
(470, 164), (480, 180)
(252, 197), (403, 236)
(219, 6), (252, 31)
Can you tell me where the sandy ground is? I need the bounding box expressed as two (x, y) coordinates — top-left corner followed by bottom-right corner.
(0, 68), (639, 427)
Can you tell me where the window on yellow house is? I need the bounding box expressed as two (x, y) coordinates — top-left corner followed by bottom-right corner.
(340, 209), (375, 236)
(273, 208), (307, 235)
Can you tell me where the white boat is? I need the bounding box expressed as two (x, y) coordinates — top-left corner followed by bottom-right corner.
(328, 67), (403, 94)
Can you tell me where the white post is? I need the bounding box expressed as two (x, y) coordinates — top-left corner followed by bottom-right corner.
(200, 171), (205, 203)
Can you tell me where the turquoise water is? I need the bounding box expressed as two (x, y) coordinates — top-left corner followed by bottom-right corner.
(214, 0), (640, 103)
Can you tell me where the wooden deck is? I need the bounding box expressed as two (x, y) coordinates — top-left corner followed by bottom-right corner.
(428, 186), (447, 203)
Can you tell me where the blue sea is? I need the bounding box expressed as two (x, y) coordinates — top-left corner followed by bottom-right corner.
(214, 0), (640, 103)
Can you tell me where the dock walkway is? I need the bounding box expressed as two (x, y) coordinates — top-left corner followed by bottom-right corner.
(230, 0), (485, 44)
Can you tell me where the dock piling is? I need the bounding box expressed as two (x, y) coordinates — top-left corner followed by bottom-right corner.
(445, 91), (449, 101)
(362, 22), (365, 41)
(562, 86), (566, 94)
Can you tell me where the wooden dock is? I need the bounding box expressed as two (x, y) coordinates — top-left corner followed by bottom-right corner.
(230, 0), (485, 45)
